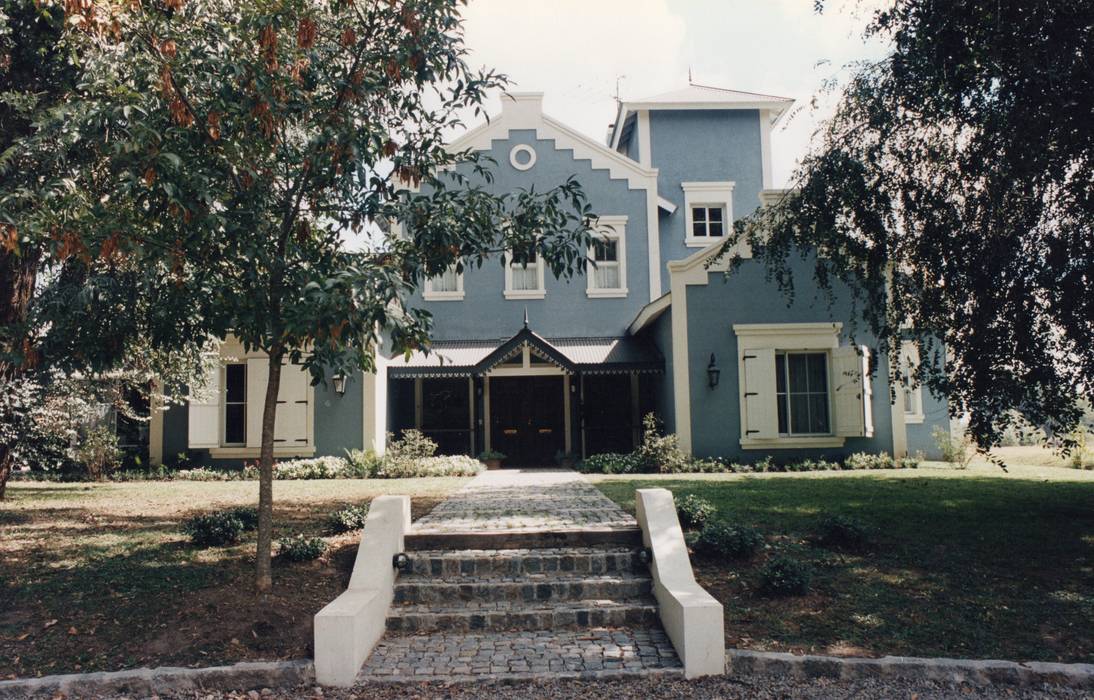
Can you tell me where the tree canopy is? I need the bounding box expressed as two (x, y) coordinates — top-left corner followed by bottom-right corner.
(734, 0), (1093, 448)
(7, 0), (593, 586)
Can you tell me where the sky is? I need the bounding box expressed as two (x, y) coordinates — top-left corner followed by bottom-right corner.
(459, 0), (891, 186)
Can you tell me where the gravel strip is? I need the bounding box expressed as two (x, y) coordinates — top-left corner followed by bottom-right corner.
(127, 673), (1091, 699)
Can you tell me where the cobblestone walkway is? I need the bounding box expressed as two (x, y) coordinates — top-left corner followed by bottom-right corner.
(412, 468), (636, 533)
(360, 628), (681, 680)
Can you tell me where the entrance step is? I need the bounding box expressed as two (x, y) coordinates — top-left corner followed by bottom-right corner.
(386, 597), (661, 634)
(394, 572), (653, 605)
(359, 627), (683, 681)
(407, 546), (645, 577)
(404, 527), (643, 551)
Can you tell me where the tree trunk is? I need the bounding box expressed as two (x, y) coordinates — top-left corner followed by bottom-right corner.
(0, 246), (41, 501)
(255, 345), (284, 592)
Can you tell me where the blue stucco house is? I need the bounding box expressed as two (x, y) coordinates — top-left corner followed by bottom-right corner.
(158, 85), (948, 467)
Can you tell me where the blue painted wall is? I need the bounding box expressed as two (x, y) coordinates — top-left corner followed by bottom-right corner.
(647, 109), (765, 280)
(410, 130), (652, 340)
(673, 255), (949, 460)
(907, 382), (950, 458)
(647, 307), (676, 433)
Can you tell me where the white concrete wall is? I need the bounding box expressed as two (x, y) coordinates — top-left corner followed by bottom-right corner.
(313, 495), (410, 686)
(635, 488), (725, 678)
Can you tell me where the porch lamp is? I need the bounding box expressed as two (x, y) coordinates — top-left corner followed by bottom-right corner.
(707, 353), (721, 389)
(332, 373), (347, 396)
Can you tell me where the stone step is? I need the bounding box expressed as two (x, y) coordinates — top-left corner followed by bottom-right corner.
(394, 572), (653, 605)
(407, 546), (645, 578)
(386, 597), (661, 634)
(359, 628), (683, 680)
(404, 527), (643, 551)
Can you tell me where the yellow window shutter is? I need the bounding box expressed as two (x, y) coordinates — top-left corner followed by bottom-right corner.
(245, 357), (270, 448)
(741, 347), (778, 439)
(187, 360), (221, 448)
(833, 345), (874, 437)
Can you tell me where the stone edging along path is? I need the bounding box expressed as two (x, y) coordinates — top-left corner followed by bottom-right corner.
(3, 651), (1092, 697)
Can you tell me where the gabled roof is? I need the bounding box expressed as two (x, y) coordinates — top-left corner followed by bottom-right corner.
(610, 82), (794, 150)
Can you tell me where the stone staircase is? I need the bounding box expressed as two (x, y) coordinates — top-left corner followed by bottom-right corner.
(356, 469), (683, 681)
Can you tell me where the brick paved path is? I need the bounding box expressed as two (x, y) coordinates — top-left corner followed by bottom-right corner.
(412, 468), (636, 533)
(356, 468), (682, 684)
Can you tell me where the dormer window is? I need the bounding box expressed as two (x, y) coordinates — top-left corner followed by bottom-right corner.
(424, 265), (464, 301)
(504, 243), (545, 299)
(682, 181), (735, 248)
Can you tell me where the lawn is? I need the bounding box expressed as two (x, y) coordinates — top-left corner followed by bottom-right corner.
(0, 477), (468, 678)
(590, 462), (1094, 663)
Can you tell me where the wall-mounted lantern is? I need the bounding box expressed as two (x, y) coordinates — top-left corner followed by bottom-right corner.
(707, 353), (721, 389)
(332, 373), (347, 396)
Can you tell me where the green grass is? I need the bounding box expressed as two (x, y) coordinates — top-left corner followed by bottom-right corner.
(0, 477), (467, 677)
(590, 463), (1094, 663)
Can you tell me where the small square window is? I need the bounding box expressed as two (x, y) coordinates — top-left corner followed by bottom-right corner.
(690, 206), (726, 239)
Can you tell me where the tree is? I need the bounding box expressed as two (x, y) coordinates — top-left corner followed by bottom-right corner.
(732, 0), (1093, 448)
(0, 0), (79, 498)
(30, 0), (592, 590)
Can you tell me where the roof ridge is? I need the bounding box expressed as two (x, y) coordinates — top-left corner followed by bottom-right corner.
(686, 82), (793, 101)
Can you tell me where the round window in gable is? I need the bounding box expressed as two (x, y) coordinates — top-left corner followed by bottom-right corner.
(509, 144), (537, 171)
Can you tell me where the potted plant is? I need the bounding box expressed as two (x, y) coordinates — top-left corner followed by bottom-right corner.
(478, 450), (507, 470)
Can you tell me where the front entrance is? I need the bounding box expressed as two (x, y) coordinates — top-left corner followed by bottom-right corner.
(489, 376), (565, 465)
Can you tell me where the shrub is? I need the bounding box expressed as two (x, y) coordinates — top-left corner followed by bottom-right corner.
(182, 512), (245, 547)
(387, 429), (438, 461)
(278, 534), (328, 562)
(579, 452), (640, 474)
(344, 449), (382, 478)
(275, 456), (350, 480)
(376, 454), (484, 478)
(843, 452), (896, 470)
(759, 556), (813, 596)
(74, 426), (123, 481)
(636, 413), (691, 473)
(327, 504), (370, 534)
(815, 513), (869, 548)
(934, 425), (974, 469)
(676, 494), (715, 530)
(176, 467), (236, 481)
(897, 455), (921, 469)
(694, 521), (764, 560)
(226, 506), (259, 531)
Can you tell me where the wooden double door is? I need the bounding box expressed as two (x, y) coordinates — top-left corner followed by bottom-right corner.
(489, 376), (565, 466)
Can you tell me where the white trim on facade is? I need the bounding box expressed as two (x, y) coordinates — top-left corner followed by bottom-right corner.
(509, 143), (537, 171)
(682, 182), (735, 248)
(900, 341), (925, 424)
(587, 215), (629, 298)
(637, 110), (652, 168)
(759, 110), (773, 190)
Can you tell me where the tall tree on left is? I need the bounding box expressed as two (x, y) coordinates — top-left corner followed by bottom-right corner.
(24, 0), (593, 591)
(0, 1), (78, 499)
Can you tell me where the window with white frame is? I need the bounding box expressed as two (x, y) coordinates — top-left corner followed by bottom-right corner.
(223, 363), (247, 446)
(424, 264), (464, 300)
(775, 351), (830, 435)
(734, 323), (873, 448)
(682, 181), (734, 247)
(900, 341), (924, 423)
(587, 216), (628, 298)
(504, 243), (545, 299)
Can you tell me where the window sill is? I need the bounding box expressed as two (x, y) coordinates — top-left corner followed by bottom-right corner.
(209, 445), (316, 459)
(423, 292), (465, 301)
(904, 413), (925, 425)
(684, 237), (725, 249)
(503, 290), (546, 300)
(586, 288), (628, 298)
(739, 436), (846, 450)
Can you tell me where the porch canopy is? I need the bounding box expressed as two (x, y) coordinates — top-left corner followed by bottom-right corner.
(387, 326), (663, 379)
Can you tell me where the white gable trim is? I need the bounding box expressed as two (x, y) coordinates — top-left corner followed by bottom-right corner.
(628, 292), (672, 335)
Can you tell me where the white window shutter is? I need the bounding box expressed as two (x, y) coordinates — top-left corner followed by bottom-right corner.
(187, 362), (221, 449)
(741, 347), (778, 439)
(275, 361), (310, 445)
(833, 345), (873, 437)
(245, 357), (270, 448)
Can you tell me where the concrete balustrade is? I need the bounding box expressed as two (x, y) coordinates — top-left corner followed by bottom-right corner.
(635, 488), (725, 678)
(313, 495), (411, 687)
